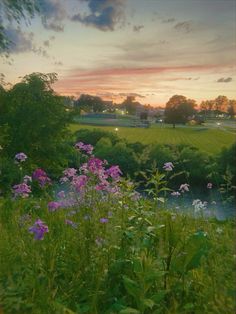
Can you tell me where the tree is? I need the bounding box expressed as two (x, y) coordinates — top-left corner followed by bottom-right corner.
(214, 95), (229, 113)
(120, 96), (142, 115)
(227, 99), (236, 118)
(164, 95), (196, 128)
(200, 100), (214, 112)
(75, 94), (106, 113)
(2, 72), (72, 173)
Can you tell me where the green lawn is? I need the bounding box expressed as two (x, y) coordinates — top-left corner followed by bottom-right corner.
(69, 123), (236, 154)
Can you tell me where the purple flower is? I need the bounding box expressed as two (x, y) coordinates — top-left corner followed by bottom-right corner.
(13, 183), (31, 198)
(207, 183), (213, 189)
(106, 165), (122, 180)
(87, 157), (104, 174)
(163, 162), (174, 171)
(32, 168), (51, 187)
(29, 219), (49, 240)
(72, 175), (88, 192)
(95, 180), (110, 191)
(75, 142), (94, 155)
(171, 191), (181, 197)
(15, 152), (27, 162)
(48, 201), (61, 212)
(179, 183), (190, 192)
(100, 217), (109, 224)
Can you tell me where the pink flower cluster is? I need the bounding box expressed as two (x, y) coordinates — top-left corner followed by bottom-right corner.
(75, 142), (93, 155)
(32, 168), (51, 187)
(13, 183), (31, 198)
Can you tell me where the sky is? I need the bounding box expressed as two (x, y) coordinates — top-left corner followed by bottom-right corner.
(0, 0), (236, 106)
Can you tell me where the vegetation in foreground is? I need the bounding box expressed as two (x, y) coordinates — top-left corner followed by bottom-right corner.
(0, 144), (235, 314)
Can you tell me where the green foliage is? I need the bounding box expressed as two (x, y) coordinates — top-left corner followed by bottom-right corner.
(164, 95), (196, 127)
(0, 158), (235, 313)
(0, 73), (72, 177)
(75, 128), (119, 146)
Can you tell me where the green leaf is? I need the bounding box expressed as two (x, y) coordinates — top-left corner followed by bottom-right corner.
(142, 298), (155, 309)
(120, 307), (140, 314)
(123, 276), (140, 299)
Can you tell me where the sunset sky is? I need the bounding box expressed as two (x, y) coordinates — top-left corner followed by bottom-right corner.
(0, 0), (236, 106)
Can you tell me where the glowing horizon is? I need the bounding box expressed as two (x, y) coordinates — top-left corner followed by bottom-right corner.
(1, 0), (235, 107)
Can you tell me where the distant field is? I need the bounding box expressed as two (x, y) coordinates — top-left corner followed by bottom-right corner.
(69, 123), (235, 154)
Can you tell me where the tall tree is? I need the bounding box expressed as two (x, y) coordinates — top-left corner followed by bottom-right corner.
(214, 95), (229, 113)
(75, 94), (106, 113)
(164, 95), (196, 128)
(228, 99), (236, 118)
(2, 72), (71, 172)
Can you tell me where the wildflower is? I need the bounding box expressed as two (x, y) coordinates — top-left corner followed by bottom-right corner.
(171, 191), (181, 197)
(75, 142), (93, 155)
(48, 201), (61, 212)
(207, 183), (213, 189)
(13, 183), (31, 198)
(95, 180), (110, 191)
(95, 237), (105, 246)
(216, 227), (223, 234)
(163, 162), (174, 171)
(106, 165), (122, 180)
(72, 175), (88, 192)
(179, 183), (190, 192)
(29, 219), (49, 240)
(32, 168), (51, 187)
(65, 219), (78, 228)
(100, 217), (109, 224)
(87, 157), (104, 174)
(23, 175), (32, 183)
(57, 190), (66, 199)
(84, 214), (91, 220)
(192, 199), (207, 213)
(130, 191), (141, 201)
(63, 168), (77, 178)
(15, 152), (27, 162)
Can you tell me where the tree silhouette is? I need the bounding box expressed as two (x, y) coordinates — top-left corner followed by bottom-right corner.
(164, 95), (196, 128)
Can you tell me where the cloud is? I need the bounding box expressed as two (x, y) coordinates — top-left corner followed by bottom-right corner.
(71, 0), (125, 31)
(69, 64), (225, 78)
(174, 21), (194, 33)
(43, 40), (50, 47)
(54, 61), (63, 66)
(0, 26), (51, 59)
(38, 0), (66, 32)
(217, 77), (232, 83)
(162, 18), (175, 23)
(118, 92), (145, 98)
(3, 27), (34, 53)
(133, 24), (144, 32)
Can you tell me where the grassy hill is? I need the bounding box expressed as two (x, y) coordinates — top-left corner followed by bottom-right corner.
(69, 124), (235, 154)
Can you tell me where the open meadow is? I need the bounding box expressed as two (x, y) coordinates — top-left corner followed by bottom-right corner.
(70, 123), (236, 155)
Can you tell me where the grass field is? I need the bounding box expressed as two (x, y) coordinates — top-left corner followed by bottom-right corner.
(69, 123), (236, 154)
